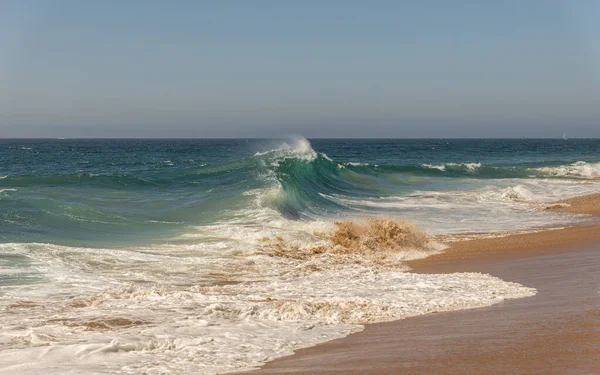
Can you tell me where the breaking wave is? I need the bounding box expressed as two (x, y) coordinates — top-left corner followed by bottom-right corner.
(4, 137), (599, 375)
(260, 218), (431, 262)
(249, 139), (600, 221)
(535, 161), (600, 179)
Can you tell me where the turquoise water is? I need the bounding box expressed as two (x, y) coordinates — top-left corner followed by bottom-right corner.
(0, 137), (598, 374)
(1, 138), (599, 247)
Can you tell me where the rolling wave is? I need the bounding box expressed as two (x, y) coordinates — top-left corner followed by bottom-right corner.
(1, 137), (599, 245)
(1, 138), (598, 374)
(249, 138), (600, 220)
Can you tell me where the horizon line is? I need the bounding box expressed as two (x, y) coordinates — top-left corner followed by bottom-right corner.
(0, 137), (597, 140)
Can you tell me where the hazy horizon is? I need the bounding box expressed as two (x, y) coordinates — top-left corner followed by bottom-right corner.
(1, 135), (596, 140)
(1, 1), (599, 138)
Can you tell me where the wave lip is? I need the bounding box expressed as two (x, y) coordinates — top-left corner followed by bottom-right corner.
(254, 136), (318, 162)
(251, 139), (600, 223)
(252, 137), (353, 219)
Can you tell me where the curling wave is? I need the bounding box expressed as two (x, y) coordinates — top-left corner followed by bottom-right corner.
(250, 139), (600, 221)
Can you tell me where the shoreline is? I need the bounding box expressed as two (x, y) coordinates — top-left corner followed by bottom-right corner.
(235, 192), (600, 374)
(550, 191), (600, 216)
(410, 192), (600, 271)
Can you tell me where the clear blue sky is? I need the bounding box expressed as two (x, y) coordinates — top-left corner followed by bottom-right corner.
(0, 0), (599, 138)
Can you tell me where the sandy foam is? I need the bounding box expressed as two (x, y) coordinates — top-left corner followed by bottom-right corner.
(0, 216), (536, 375)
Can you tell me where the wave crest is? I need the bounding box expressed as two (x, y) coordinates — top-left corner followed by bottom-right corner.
(254, 136), (318, 162)
(421, 162), (482, 173)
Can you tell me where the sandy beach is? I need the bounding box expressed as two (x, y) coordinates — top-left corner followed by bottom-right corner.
(235, 193), (600, 374)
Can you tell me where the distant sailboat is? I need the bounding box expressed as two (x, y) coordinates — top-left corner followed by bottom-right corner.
(562, 132), (568, 140)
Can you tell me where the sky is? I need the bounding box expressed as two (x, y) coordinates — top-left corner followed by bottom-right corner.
(0, 0), (599, 138)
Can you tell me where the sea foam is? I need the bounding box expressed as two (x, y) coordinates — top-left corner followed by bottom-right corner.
(0, 215), (537, 375)
(0, 248), (535, 375)
(1, 139), (598, 374)
(536, 161), (600, 179)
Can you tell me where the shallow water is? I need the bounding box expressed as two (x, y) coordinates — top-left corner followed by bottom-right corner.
(239, 244), (600, 375)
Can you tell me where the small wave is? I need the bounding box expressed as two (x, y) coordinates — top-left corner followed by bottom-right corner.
(536, 161), (600, 179)
(496, 185), (536, 201)
(147, 220), (186, 224)
(448, 162), (482, 172)
(421, 162), (482, 173)
(345, 162), (372, 167)
(421, 163), (446, 171)
(415, 161), (600, 179)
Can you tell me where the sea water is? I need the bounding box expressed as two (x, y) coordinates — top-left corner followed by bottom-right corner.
(1, 137), (598, 374)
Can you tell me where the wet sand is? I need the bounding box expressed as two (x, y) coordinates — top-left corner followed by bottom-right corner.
(237, 243), (600, 375)
(235, 193), (600, 375)
(410, 225), (600, 269)
(552, 192), (600, 216)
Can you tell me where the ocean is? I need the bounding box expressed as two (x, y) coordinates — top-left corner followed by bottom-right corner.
(1, 137), (599, 374)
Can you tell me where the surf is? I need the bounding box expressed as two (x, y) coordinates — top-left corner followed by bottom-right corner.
(2, 138), (599, 375)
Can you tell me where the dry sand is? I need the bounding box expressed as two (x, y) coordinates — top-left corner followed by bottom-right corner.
(235, 193), (600, 375)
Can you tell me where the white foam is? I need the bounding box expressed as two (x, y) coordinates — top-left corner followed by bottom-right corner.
(536, 161), (600, 179)
(325, 178), (600, 235)
(447, 162), (482, 172)
(2, 156), (598, 374)
(0, 246), (535, 375)
(253, 136), (318, 162)
(421, 163), (446, 171)
(0, 198), (537, 375)
(345, 162), (371, 166)
(421, 162), (482, 173)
